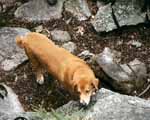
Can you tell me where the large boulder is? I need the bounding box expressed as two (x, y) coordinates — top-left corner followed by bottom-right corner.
(96, 47), (147, 94)
(14, 0), (65, 22)
(0, 84), (150, 120)
(56, 88), (150, 120)
(92, 0), (146, 32)
(112, 0), (145, 27)
(91, 3), (117, 32)
(0, 27), (29, 71)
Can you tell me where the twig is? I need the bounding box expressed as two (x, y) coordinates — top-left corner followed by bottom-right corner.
(138, 84), (150, 97)
(126, 63), (138, 79)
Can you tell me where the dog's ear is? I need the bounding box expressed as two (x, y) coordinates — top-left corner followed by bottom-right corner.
(92, 78), (99, 90)
(73, 83), (78, 92)
(16, 35), (25, 48)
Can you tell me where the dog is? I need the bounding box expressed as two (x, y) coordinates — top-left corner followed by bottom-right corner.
(16, 32), (99, 106)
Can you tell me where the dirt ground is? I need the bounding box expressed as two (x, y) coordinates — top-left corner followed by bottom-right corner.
(0, 1), (150, 111)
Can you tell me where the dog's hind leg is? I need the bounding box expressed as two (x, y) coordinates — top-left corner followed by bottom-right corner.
(25, 48), (45, 85)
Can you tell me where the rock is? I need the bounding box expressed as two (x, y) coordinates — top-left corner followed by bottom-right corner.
(112, 0), (145, 27)
(0, 112), (43, 120)
(50, 30), (71, 42)
(92, 0), (145, 32)
(91, 3), (117, 32)
(62, 42), (77, 53)
(1, 86), (150, 120)
(64, 0), (91, 21)
(76, 26), (85, 36)
(0, 83), (42, 120)
(34, 25), (44, 33)
(78, 50), (95, 63)
(96, 47), (147, 94)
(121, 59), (147, 89)
(127, 40), (142, 48)
(57, 88), (150, 120)
(0, 84), (24, 115)
(0, 27), (29, 71)
(14, 0), (65, 22)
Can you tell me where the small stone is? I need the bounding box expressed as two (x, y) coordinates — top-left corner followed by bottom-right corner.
(62, 42), (77, 53)
(76, 26), (85, 36)
(34, 25), (43, 33)
(50, 30), (71, 42)
(78, 50), (95, 60)
(116, 40), (123, 45)
(127, 40), (142, 48)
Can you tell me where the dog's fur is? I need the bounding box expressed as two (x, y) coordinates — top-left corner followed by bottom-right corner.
(16, 32), (99, 105)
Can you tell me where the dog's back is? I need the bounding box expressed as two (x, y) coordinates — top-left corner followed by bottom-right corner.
(16, 32), (88, 82)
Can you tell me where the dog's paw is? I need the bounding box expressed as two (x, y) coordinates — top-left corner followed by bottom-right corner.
(36, 75), (44, 85)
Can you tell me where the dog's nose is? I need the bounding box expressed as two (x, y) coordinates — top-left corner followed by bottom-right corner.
(80, 101), (88, 107)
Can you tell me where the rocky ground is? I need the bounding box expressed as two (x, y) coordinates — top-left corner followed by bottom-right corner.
(0, 0), (150, 119)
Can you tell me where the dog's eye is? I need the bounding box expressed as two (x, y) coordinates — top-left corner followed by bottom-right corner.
(77, 91), (80, 95)
(91, 83), (94, 88)
(85, 90), (90, 93)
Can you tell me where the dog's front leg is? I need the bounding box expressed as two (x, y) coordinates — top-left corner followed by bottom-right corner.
(36, 68), (44, 85)
(25, 48), (45, 85)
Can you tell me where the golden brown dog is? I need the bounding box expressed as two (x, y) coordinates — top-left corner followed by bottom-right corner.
(16, 32), (99, 105)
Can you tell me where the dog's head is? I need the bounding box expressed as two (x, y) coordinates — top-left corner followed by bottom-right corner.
(74, 77), (99, 106)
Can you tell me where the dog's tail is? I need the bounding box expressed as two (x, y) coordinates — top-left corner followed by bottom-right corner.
(16, 36), (26, 48)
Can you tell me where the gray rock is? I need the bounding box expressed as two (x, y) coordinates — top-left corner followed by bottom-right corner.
(127, 40), (142, 48)
(78, 50), (95, 64)
(121, 59), (147, 89)
(64, 0), (91, 21)
(92, 0), (145, 32)
(0, 84), (24, 115)
(1, 85), (150, 120)
(0, 27), (29, 71)
(0, 83), (44, 120)
(62, 42), (77, 53)
(91, 3), (117, 32)
(14, 0), (65, 22)
(113, 0), (145, 27)
(0, 112), (43, 120)
(50, 30), (71, 42)
(57, 88), (150, 120)
(96, 47), (147, 94)
(34, 25), (44, 33)
(78, 50), (95, 59)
